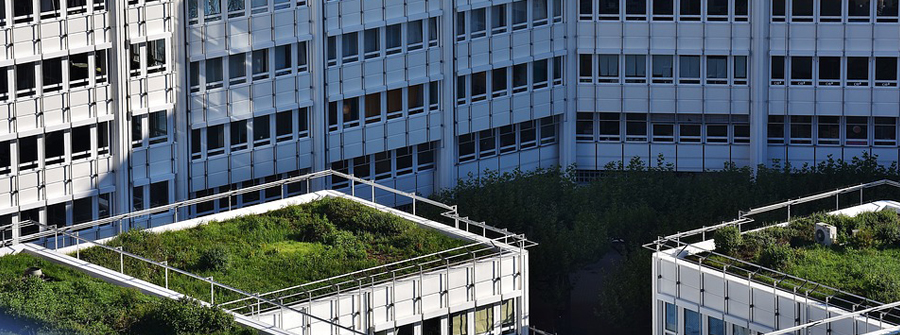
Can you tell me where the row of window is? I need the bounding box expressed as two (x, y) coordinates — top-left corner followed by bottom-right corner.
(0, 0), (105, 26)
(0, 51), (107, 101)
(455, 0), (564, 42)
(132, 180), (169, 212)
(129, 40), (167, 77)
(458, 116), (559, 163)
(445, 299), (516, 335)
(190, 42), (309, 93)
(579, 0), (749, 21)
(579, 54), (748, 85)
(188, 0), (307, 24)
(663, 302), (755, 335)
(772, 0), (899, 22)
(0, 193), (112, 240)
(767, 115), (898, 146)
(576, 112), (750, 144)
(190, 107), (310, 160)
(331, 142), (437, 187)
(456, 57), (564, 105)
(771, 56), (899, 87)
(131, 111), (169, 149)
(327, 81), (440, 132)
(191, 170), (311, 215)
(327, 18), (439, 67)
(0, 122), (110, 174)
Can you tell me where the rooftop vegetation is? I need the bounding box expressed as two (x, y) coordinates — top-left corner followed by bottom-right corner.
(0, 253), (250, 335)
(712, 210), (900, 303)
(77, 197), (466, 306)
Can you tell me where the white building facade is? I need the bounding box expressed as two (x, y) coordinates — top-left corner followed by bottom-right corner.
(4, 0), (900, 236)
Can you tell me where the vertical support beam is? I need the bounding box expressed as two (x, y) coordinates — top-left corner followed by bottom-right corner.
(750, 0), (772, 171)
(437, 0), (457, 191)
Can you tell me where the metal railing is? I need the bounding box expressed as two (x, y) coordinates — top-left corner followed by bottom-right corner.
(644, 179), (900, 333)
(31, 221), (366, 335)
(1, 169), (536, 333)
(1, 170), (533, 250)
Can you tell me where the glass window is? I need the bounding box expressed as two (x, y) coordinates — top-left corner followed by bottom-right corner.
(97, 122), (109, 155)
(879, 0), (899, 18)
(231, 120), (248, 151)
(790, 115), (812, 144)
(653, 0), (674, 18)
(679, 56), (701, 83)
(598, 54), (619, 82)
(793, 0), (814, 18)
(253, 115), (271, 146)
(821, 0), (842, 19)
(408, 85), (424, 114)
(772, 56), (785, 84)
(132, 114), (144, 147)
(818, 56), (840, 85)
(471, 8), (486, 38)
(342, 33), (358, 63)
(652, 55), (674, 82)
(252, 49), (268, 80)
(847, 57), (869, 85)
(386, 24), (402, 53)
(708, 316), (725, 335)
(71, 126), (90, 159)
(875, 117), (896, 145)
(512, 1), (528, 28)
(533, 59), (549, 88)
(626, 0), (646, 18)
(599, 113), (621, 141)
(475, 305), (493, 334)
(275, 44), (292, 75)
(512, 63), (528, 91)
(69, 53), (89, 87)
(492, 4), (507, 34)
(684, 309), (700, 335)
(849, 0), (870, 19)
(472, 71), (487, 100)
(707, 0), (728, 17)
(846, 116), (868, 145)
(479, 129), (496, 157)
(364, 29), (380, 59)
(133, 185), (144, 211)
(408, 20), (423, 49)
(768, 115), (785, 143)
(580, 0), (593, 19)
(207, 124), (225, 155)
(43, 57), (62, 92)
(735, 0), (749, 17)
(492, 68), (507, 96)
(365, 93), (382, 123)
(680, 0), (701, 18)
(533, 0), (549, 23)
(733, 325), (752, 335)
(876, 57), (898, 85)
(206, 57), (223, 88)
(664, 303), (678, 332)
(580, 54), (594, 82)
(387, 89), (403, 118)
(734, 56), (748, 83)
(18, 136), (38, 169)
(149, 111), (167, 144)
(625, 113), (648, 141)
(229, 53), (246, 85)
(576, 112), (594, 141)
(624, 55), (647, 82)
(818, 116), (840, 145)
(653, 123), (675, 142)
(276, 110), (293, 141)
(45, 131), (64, 164)
(600, 0), (620, 16)
(706, 56), (728, 84)
(791, 56), (813, 85)
(150, 181), (169, 208)
(327, 36), (337, 65)
(501, 300), (515, 327)
(147, 40), (167, 73)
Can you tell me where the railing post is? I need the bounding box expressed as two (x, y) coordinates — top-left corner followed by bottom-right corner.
(162, 261), (169, 289)
(209, 277), (215, 305)
(76, 232), (80, 260)
(117, 247), (124, 273)
(54, 228), (59, 251)
(371, 184), (375, 202)
(351, 179), (355, 197)
(412, 196), (416, 215)
(11, 220), (18, 245)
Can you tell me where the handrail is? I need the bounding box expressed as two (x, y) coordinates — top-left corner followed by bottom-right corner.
(645, 179), (900, 332)
(35, 222), (366, 335)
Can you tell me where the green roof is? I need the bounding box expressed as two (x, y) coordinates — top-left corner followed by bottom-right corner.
(708, 209), (900, 303)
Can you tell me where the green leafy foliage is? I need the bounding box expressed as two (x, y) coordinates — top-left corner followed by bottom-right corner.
(77, 197), (465, 307)
(435, 152), (900, 334)
(0, 254), (245, 334)
(713, 226), (742, 256)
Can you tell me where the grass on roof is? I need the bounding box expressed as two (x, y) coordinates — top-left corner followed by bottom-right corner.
(709, 209), (900, 303)
(0, 253), (251, 335)
(77, 197), (467, 307)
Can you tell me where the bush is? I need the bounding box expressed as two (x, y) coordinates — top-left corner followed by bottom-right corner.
(197, 246), (231, 272)
(132, 298), (237, 334)
(758, 244), (794, 270)
(713, 226), (742, 256)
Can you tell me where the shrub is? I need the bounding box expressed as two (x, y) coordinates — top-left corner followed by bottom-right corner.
(758, 244), (794, 270)
(131, 297), (237, 334)
(713, 226), (742, 256)
(874, 215), (900, 246)
(848, 228), (876, 249)
(197, 246), (231, 272)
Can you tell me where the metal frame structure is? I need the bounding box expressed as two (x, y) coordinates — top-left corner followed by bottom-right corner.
(0, 169), (537, 334)
(644, 179), (900, 334)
